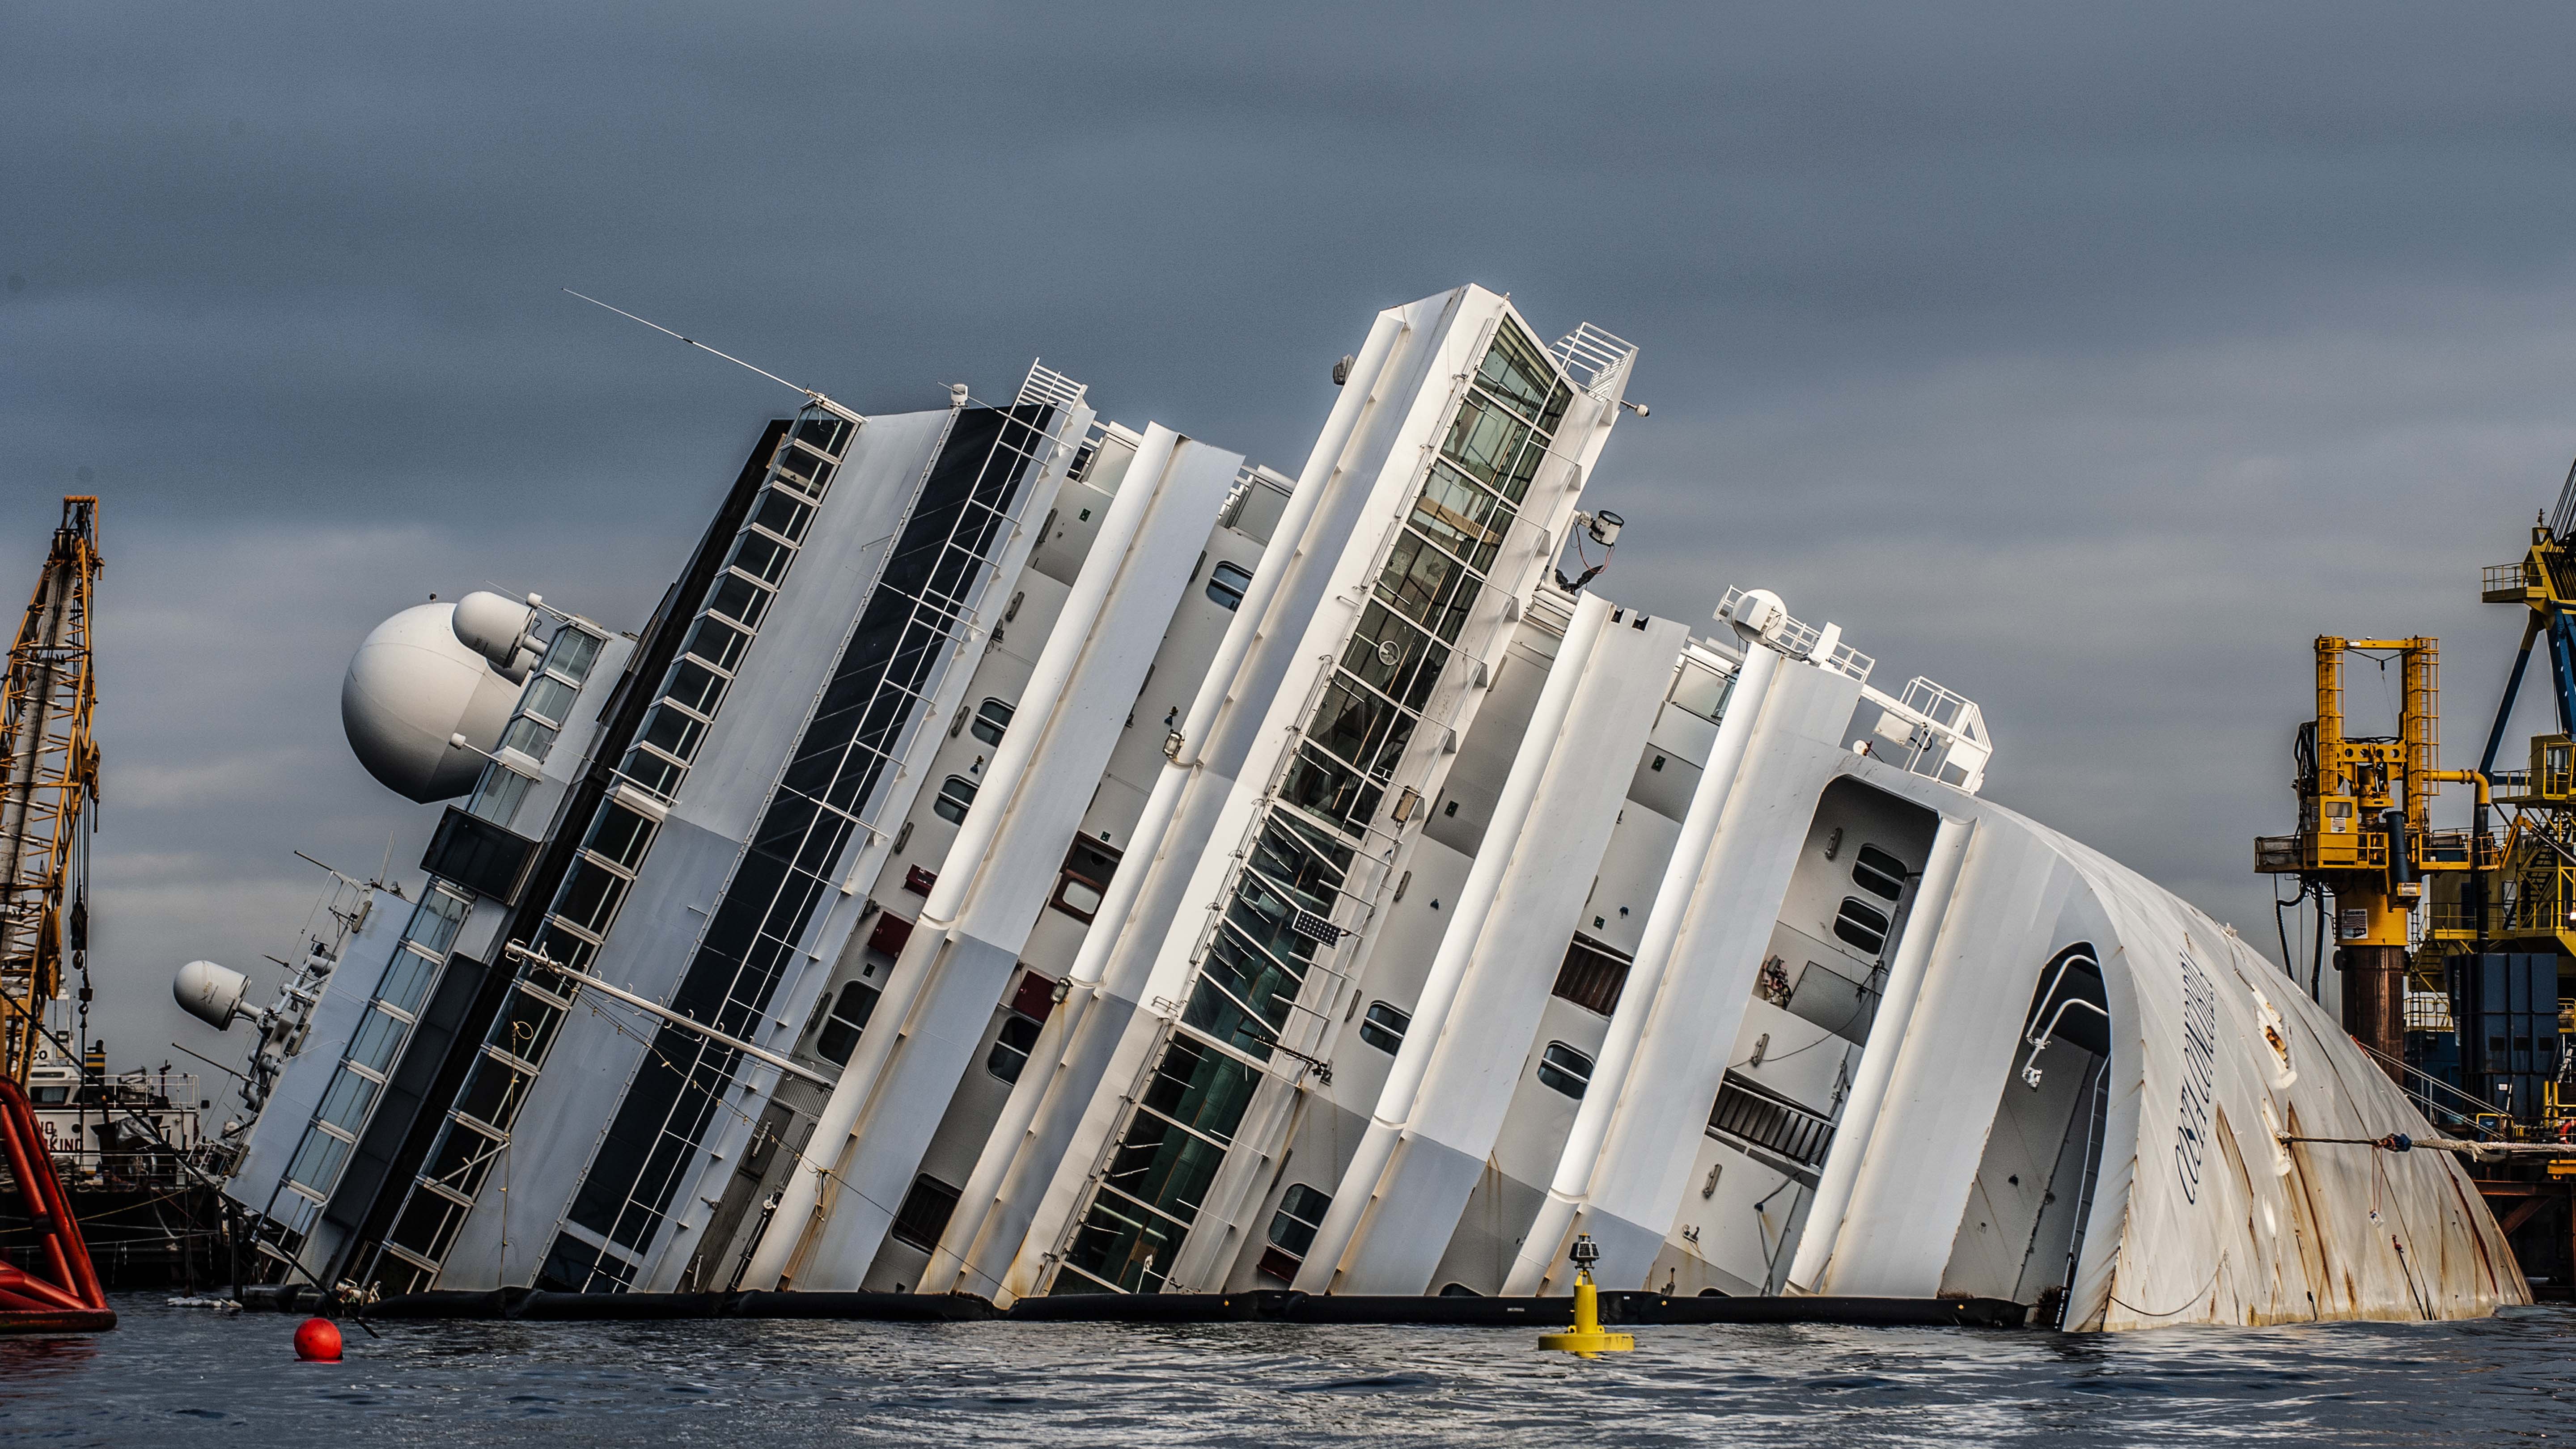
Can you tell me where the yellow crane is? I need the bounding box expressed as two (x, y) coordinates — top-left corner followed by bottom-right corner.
(0, 498), (101, 1086)
(2256, 636), (2491, 1079)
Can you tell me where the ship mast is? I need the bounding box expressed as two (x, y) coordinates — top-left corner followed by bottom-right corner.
(0, 498), (101, 1085)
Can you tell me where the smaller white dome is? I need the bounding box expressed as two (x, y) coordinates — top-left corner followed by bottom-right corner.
(452, 591), (540, 682)
(342, 602), (524, 802)
(174, 959), (249, 1030)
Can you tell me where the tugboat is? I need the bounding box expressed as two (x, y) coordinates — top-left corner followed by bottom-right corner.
(21, 1042), (225, 1290)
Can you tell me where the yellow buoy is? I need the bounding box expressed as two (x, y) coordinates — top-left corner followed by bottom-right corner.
(1538, 1234), (1634, 1356)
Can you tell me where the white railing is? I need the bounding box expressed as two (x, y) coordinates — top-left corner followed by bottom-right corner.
(1551, 322), (1638, 401)
(1016, 359), (1089, 413)
(1717, 586), (1875, 682)
(1863, 675), (1994, 793)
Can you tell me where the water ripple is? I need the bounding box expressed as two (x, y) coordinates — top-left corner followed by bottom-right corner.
(0, 1296), (2567, 1445)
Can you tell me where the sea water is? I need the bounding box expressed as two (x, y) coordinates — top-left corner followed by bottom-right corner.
(1, 1295), (2568, 1445)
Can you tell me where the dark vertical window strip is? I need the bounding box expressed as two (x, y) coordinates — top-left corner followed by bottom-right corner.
(358, 406), (867, 1290)
(334, 419), (792, 1292)
(553, 406), (1059, 1284)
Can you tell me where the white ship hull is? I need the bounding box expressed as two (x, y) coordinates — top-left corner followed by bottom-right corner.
(203, 284), (2520, 1328)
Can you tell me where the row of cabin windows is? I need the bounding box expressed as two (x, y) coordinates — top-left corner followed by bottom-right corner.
(1832, 841), (1912, 957)
(1355, 996), (1596, 1102)
(928, 699), (1017, 826)
(813, 963), (1057, 1088)
(841, 839), (1114, 1066)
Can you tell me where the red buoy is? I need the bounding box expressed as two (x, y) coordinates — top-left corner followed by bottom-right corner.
(293, 1316), (343, 1362)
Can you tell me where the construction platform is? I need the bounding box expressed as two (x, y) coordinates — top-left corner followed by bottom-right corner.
(235, 1285), (2032, 1329)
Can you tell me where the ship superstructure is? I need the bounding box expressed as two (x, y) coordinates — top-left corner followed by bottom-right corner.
(197, 285), (2525, 1328)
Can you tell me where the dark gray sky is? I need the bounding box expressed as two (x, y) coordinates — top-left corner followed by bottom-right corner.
(12, 2), (2576, 1078)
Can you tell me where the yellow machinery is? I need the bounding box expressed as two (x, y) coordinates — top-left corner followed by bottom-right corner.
(2256, 636), (2491, 1078)
(2462, 513), (2576, 964)
(0, 499), (101, 1086)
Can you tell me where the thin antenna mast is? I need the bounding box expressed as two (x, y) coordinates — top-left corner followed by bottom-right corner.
(564, 290), (865, 427)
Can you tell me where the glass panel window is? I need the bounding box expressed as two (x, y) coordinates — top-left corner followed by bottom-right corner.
(1278, 744), (1382, 830)
(314, 1068), (380, 1134)
(987, 1014), (1044, 1082)
(551, 856), (631, 938)
(1308, 675), (1412, 779)
(622, 748), (682, 800)
(1373, 530), (1458, 635)
(683, 616), (750, 673)
(1476, 321), (1570, 434)
(348, 1006), (407, 1074)
(1834, 898), (1891, 956)
(1358, 1000), (1409, 1055)
(1410, 463), (1510, 572)
(1537, 1041), (1594, 1099)
(639, 703), (708, 763)
(774, 442), (837, 494)
(403, 890), (471, 954)
(814, 980), (881, 1066)
(889, 1175), (962, 1250)
(708, 573), (773, 631)
(1267, 1182), (1333, 1257)
(1438, 394), (1533, 494)
(554, 860), (631, 937)
(377, 947), (441, 1016)
(1340, 603), (1449, 712)
(730, 530), (793, 586)
(1206, 560), (1254, 611)
(541, 627), (604, 685)
(933, 775), (978, 825)
(499, 715), (559, 762)
(519, 674), (577, 727)
(454, 1049), (533, 1130)
(586, 803), (656, 873)
(1852, 846), (1910, 901)
(752, 488), (813, 543)
(791, 415), (852, 458)
(1135, 1035), (1259, 1144)
(285, 1127), (352, 1195)
(467, 763), (535, 825)
(970, 698), (1014, 746)
(663, 657), (726, 717)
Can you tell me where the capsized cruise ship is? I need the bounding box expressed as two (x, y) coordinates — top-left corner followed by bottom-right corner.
(181, 285), (2523, 1330)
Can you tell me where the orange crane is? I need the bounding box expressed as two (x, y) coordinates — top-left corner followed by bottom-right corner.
(0, 498), (100, 1086)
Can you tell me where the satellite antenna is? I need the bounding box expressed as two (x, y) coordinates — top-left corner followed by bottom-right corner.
(564, 289), (865, 427)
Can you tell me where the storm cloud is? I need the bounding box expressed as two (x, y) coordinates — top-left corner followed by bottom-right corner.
(8, 1), (2576, 1070)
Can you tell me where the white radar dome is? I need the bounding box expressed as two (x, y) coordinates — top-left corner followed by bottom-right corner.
(342, 601), (525, 802)
(174, 959), (250, 1030)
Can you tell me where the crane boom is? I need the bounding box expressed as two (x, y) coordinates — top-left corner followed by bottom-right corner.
(0, 498), (100, 1086)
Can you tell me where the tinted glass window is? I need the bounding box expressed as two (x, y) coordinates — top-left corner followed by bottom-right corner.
(933, 775), (978, 825)
(1537, 1041), (1594, 1099)
(1358, 1000), (1409, 1054)
(815, 980), (881, 1066)
(1267, 1183), (1332, 1255)
(1852, 845), (1909, 901)
(970, 698), (1014, 746)
(987, 1013), (1044, 1082)
(1207, 560), (1254, 611)
(1834, 898), (1892, 955)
